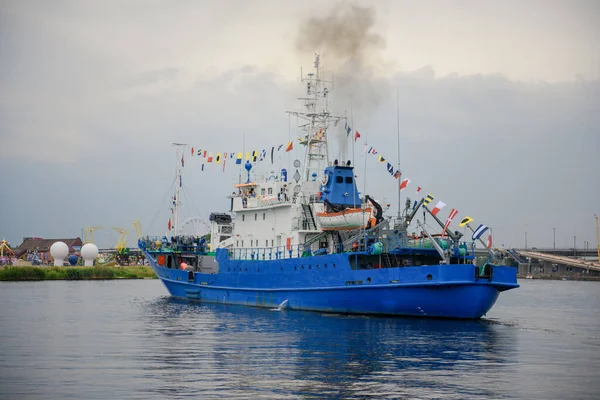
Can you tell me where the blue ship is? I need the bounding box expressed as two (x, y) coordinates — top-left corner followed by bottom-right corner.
(139, 56), (518, 319)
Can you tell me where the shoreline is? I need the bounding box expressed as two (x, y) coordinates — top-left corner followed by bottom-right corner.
(0, 265), (157, 281)
(517, 274), (600, 282)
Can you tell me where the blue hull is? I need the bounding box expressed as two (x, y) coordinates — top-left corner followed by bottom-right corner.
(144, 249), (518, 319)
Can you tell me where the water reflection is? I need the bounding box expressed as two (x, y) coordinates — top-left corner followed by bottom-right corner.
(138, 298), (517, 399)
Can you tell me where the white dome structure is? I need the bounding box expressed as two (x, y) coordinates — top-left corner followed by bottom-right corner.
(81, 243), (99, 267)
(50, 241), (69, 267)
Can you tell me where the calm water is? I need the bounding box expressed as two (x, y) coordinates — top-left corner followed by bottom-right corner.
(0, 280), (598, 399)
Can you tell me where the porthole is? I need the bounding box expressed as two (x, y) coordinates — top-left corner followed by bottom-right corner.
(427, 274), (433, 281)
(367, 277), (371, 283)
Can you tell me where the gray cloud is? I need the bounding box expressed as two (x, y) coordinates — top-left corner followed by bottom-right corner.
(1, 0), (598, 250)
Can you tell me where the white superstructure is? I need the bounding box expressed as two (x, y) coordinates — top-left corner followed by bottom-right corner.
(212, 55), (349, 257)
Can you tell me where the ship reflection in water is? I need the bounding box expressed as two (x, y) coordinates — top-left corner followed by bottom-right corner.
(140, 298), (517, 399)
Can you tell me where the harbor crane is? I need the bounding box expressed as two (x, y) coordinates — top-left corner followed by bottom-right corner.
(83, 226), (104, 244)
(131, 219), (144, 240)
(110, 220), (145, 266)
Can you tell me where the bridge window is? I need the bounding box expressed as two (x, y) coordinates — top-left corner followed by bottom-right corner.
(261, 188), (266, 195)
(265, 240), (268, 247)
(336, 176), (344, 183)
(268, 188), (273, 195)
(242, 215), (245, 221)
(263, 213), (266, 220)
(255, 213), (257, 221)
(345, 177), (353, 184)
(241, 240), (244, 247)
(250, 240), (253, 247)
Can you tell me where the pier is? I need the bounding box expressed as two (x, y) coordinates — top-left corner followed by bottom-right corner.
(493, 247), (600, 279)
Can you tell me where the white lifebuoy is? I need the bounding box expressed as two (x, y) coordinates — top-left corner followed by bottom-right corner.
(321, 174), (329, 186)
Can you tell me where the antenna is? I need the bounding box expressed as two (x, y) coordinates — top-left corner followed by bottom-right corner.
(172, 142), (187, 237)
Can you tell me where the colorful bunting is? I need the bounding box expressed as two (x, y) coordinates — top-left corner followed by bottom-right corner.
(441, 208), (458, 238)
(345, 121), (352, 137)
(386, 162), (394, 174)
(458, 216), (474, 228)
(471, 224), (489, 240)
(354, 131), (361, 142)
(400, 179), (411, 191)
(431, 201), (446, 216)
(423, 194), (434, 206)
(181, 143), (492, 245)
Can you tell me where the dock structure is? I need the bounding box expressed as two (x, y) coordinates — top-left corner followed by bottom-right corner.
(518, 251), (600, 273)
(493, 247), (600, 279)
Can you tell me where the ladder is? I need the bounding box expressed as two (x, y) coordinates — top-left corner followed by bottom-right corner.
(341, 219), (390, 251)
(301, 204), (317, 230)
(382, 252), (395, 268)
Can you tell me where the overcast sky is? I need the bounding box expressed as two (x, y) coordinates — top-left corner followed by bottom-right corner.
(1, 0), (599, 250)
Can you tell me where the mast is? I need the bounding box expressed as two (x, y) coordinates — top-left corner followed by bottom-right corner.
(172, 142), (187, 237)
(396, 88), (402, 222)
(287, 54), (343, 183)
(594, 214), (600, 263)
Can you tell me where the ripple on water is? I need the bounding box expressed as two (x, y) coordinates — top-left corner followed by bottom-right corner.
(0, 280), (599, 399)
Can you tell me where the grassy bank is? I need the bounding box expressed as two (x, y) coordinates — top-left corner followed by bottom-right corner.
(0, 265), (157, 281)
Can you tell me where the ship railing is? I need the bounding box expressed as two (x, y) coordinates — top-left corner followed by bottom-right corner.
(257, 195), (290, 207)
(340, 232), (475, 259)
(233, 195), (291, 210)
(138, 236), (208, 253)
(229, 244), (307, 261)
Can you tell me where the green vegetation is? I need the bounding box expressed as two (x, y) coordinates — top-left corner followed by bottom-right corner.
(0, 265), (157, 281)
